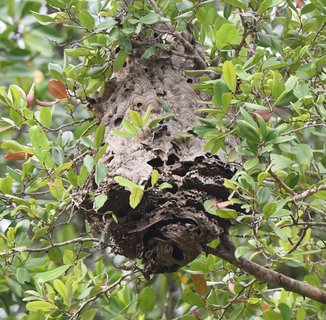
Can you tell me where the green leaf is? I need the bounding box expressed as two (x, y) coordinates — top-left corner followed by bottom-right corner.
(94, 124), (105, 149)
(151, 169), (159, 186)
(181, 288), (205, 307)
(16, 267), (31, 284)
(112, 130), (136, 138)
(49, 178), (64, 201)
(291, 144), (313, 165)
(215, 208), (237, 219)
(138, 287), (155, 313)
(31, 11), (55, 25)
(113, 50), (127, 72)
(142, 46), (156, 59)
(215, 24), (242, 50)
(29, 125), (50, 151)
(83, 155), (94, 173)
(39, 107), (52, 127)
(223, 0), (247, 9)
(94, 194), (108, 211)
(238, 120), (260, 144)
(48, 63), (64, 82)
(0, 176), (13, 195)
(123, 120), (138, 134)
(158, 182), (173, 190)
(235, 246), (252, 259)
(35, 265), (71, 283)
(7, 167), (23, 183)
(52, 147), (64, 165)
(223, 61), (236, 93)
(67, 170), (78, 188)
(128, 110), (143, 128)
(129, 187), (144, 209)
(140, 12), (160, 25)
(114, 176), (138, 189)
(94, 143), (108, 162)
(78, 10), (94, 29)
(26, 301), (56, 312)
(81, 310), (97, 320)
(53, 279), (68, 301)
(212, 80), (229, 106)
(95, 163), (107, 186)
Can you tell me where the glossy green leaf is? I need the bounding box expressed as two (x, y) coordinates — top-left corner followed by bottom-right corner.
(35, 265), (71, 283)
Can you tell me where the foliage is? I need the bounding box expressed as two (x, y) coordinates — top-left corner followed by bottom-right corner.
(0, 0), (325, 319)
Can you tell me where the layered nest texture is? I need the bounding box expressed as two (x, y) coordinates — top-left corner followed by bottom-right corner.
(82, 27), (235, 275)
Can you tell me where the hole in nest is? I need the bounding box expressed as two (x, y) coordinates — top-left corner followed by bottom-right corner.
(137, 102), (143, 107)
(166, 154), (179, 166)
(167, 182), (178, 194)
(123, 62), (127, 67)
(172, 243), (184, 260)
(157, 90), (166, 97)
(147, 157), (164, 167)
(114, 117), (123, 127)
(187, 78), (193, 83)
(172, 162), (192, 176)
(153, 32), (159, 38)
(144, 68), (148, 72)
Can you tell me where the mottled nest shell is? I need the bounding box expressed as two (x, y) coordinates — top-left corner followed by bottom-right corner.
(81, 29), (236, 275)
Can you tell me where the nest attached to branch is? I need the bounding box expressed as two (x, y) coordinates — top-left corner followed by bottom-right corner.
(81, 27), (236, 275)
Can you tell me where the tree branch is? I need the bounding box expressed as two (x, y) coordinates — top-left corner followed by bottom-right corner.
(290, 184), (326, 202)
(204, 235), (326, 304)
(268, 169), (295, 196)
(69, 271), (134, 319)
(7, 237), (100, 254)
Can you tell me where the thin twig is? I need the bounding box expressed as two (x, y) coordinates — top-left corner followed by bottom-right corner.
(287, 227), (308, 254)
(282, 222), (326, 228)
(6, 237), (100, 254)
(290, 184), (326, 202)
(280, 123), (326, 136)
(268, 170), (295, 196)
(69, 272), (134, 320)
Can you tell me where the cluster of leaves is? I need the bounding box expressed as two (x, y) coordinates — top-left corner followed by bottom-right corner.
(0, 0), (325, 319)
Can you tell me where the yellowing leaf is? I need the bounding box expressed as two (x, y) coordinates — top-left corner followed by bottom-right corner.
(151, 169), (159, 186)
(129, 187), (144, 209)
(223, 61), (236, 93)
(191, 274), (207, 295)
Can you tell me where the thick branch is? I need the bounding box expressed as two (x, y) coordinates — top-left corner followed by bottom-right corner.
(204, 236), (326, 304)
